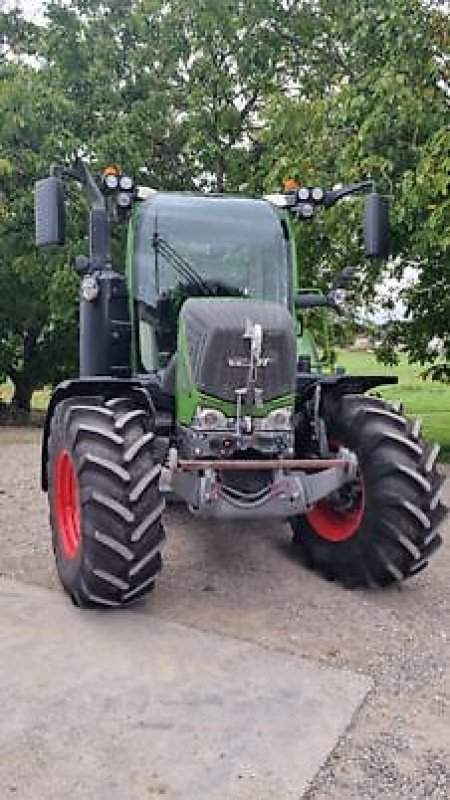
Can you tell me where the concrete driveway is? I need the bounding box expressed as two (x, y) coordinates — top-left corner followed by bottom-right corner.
(1, 579), (371, 800)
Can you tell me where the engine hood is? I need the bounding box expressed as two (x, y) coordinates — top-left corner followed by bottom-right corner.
(177, 298), (297, 407)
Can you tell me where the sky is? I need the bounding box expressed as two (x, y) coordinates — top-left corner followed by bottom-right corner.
(4, 0), (44, 22)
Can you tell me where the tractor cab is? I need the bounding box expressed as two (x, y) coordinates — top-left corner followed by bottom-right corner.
(129, 193), (292, 373)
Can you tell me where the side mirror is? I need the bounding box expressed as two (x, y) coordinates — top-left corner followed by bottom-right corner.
(35, 176), (65, 247)
(364, 192), (389, 259)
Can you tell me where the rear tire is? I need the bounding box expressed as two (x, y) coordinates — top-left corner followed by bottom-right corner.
(48, 395), (165, 607)
(291, 394), (446, 587)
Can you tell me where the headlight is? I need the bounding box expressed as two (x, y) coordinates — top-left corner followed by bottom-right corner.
(194, 407), (227, 429)
(259, 408), (293, 431)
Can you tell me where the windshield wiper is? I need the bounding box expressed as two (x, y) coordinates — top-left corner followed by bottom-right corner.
(152, 233), (211, 295)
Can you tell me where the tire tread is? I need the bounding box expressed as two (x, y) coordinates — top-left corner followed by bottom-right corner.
(48, 395), (165, 608)
(291, 393), (446, 588)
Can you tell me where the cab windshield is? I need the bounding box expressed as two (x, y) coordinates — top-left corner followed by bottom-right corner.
(134, 194), (290, 307)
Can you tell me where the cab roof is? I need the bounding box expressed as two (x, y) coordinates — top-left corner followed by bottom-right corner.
(135, 191), (282, 227)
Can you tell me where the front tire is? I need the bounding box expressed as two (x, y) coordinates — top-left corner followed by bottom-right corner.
(48, 396), (165, 607)
(291, 394), (446, 587)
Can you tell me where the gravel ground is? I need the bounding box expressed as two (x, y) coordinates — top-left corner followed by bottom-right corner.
(1, 426), (449, 799)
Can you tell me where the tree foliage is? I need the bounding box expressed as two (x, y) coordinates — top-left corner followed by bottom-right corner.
(259, 0), (449, 362)
(0, 60), (79, 410)
(0, 0), (448, 410)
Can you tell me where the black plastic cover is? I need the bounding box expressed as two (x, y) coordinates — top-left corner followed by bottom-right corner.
(79, 271), (131, 378)
(364, 192), (389, 259)
(181, 298), (297, 403)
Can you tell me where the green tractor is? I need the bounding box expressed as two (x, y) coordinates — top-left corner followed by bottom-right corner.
(35, 160), (446, 608)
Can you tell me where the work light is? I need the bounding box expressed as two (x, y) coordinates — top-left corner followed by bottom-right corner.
(311, 187), (324, 202)
(119, 175), (134, 191)
(117, 191), (132, 208)
(103, 173), (119, 191)
(298, 202), (314, 218)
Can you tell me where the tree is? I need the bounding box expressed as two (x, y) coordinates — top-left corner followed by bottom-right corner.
(258, 0), (449, 363)
(0, 59), (79, 411)
(397, 126), (450, 364)
(38, 0), (290, 192)
(159, 0), (289, 192)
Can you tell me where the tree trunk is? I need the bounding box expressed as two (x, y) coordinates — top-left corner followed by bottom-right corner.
(215, 158), (225, 193)
(10, 331), (38, 414)
(11, 377), (33, 414)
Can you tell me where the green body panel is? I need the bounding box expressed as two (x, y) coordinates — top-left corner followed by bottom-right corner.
(126, 202), (151, 373)
(280, 210), (299, 302)
(175, 316), (195, 422)
(125, 208), (138, 373)
(297, 328), (321, 365)
(279, 210), (323, 367)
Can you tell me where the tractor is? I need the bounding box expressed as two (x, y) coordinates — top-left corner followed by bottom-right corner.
(34, 159), (446, 608)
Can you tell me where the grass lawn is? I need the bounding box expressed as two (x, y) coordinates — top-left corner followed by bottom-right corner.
(0, 384), (49, 410)
(337, 349), (450, 462)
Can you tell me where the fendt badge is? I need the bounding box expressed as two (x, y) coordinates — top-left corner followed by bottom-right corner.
(229, 320), (271, 410)
(228, 321), (271, 374)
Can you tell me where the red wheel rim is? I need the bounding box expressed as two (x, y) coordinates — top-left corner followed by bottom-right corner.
(55, 450), (81, 559)
(306, 495), (364, 542)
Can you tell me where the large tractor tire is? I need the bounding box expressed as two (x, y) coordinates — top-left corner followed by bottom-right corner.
(291, 394), (446, 587)
(47, 396), (165, 607)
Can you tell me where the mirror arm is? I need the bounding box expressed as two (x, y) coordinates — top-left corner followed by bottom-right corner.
(324, 180), (375, 208)
(295, 293), (333, 310)
(51, 159), (108, 269)
(51, 159), (106, 211)
(74, 158), (106, 211)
